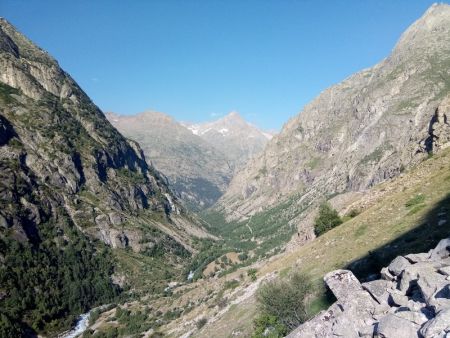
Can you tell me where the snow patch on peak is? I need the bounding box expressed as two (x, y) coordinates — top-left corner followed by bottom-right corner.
(262, 132), (273, 140)
(187, 126), (199, 135)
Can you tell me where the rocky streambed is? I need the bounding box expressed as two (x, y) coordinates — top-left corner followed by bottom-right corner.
(288, 238), (450, 337)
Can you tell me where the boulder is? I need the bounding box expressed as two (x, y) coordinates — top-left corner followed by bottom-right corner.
(381, 267), (396, 281)
(428, 284), (450, 313)
(393, 309), (429, 325)
(362, 279), (393, 304)
(288, 237), (450, 338)
(388, 256), (411, 276)
(388, 292), (410, 307)
(419, 308), (450, 338)
(430, 238), (450, 260)
(398, 262), (437, 295)
(324, 269), (363, 300)
(405, 252), (431, 263)
(417, 272), (449, 308)
(375, 314), (420, 338)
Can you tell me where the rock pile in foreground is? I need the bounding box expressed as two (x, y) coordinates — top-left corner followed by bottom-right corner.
(287, 238), (450, 338)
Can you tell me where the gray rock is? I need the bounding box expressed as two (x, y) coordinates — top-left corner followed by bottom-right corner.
(287, 237), (450, 338)
(375, 314), (420, 338)
(420, 308), (450, 338)
(431, 238), (450, 260)
(439, 266), (450, 276)
(394, 309), (429, 325)
(398, 262), (437, 295)
(95, 214), (110, 227)
(381, 267), (396, 282)
(358, 324), (376, 337)
(405, 252), (431, 263)
(324, 269), (363, 300)
(286, 303), (344, 338)
(388, 256), (411, 276)
(362, 279), (393, 304)
(388, 292), (410, 307)
(429, 284), (450, 313)
(108, 212), (123, 226)
(417, 273), (448, 306)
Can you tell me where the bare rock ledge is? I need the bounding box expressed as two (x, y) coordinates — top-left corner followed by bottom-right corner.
(287, 237), (450, 338)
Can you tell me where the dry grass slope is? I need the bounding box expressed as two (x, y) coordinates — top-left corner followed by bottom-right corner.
(198, 148), (450, 337)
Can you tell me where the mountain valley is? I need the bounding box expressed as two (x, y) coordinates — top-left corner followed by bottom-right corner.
(107, 111), (271, 211)
(0, 3), (450, 338)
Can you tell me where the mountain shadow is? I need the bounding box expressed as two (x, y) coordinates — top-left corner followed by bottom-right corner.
(346, 192), (450, 281)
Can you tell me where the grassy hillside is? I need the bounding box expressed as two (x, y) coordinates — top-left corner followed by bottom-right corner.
(197, 147), (450, 337)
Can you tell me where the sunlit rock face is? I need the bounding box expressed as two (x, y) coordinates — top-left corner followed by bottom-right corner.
(217, 4), (450, 226)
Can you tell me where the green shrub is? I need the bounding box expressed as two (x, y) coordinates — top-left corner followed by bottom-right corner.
(238, 252), (249, 261)
(248, 268), (258, 281)
(196, 317), (207, 329)
(255, 272), (313, 333)
(347, 208), (360, 218)
(314, 203), (343, 236)
(224, 279), (240, 290)
(405, 194), (425, 208)
(252, 313), (286, 338)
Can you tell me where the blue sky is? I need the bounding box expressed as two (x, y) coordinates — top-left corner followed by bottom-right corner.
(1, 0), (441, 130)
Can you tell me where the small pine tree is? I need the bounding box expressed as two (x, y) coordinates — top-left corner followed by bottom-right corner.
(314, 202), (343, 236)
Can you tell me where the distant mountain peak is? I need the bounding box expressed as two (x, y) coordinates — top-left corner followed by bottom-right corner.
(225, 110), (243, 119)
(212, 111), (246, 125)
(182, 112), (271, 168)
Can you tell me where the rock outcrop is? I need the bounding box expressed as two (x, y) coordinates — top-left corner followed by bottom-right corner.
(287, 237), (450, 338)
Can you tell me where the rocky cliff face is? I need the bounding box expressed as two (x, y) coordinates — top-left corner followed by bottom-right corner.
(106, 111), (234, 210)
(217, 4), (450, 229)
(0, 18), (213, 333)
(0, 17), (210, 251)
(183, 111), (273, 169)
(288, 237), (450, 338)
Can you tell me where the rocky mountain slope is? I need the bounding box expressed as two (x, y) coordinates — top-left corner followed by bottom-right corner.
(106, 111), (233, 210)
(86, 141), (450, 338)
(194, 146), (450, 338)
(183, 111), (272, 169)
(288, 239), (450, 337)
(0, 18), (209, 335)
(216, 3), (450, 237)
